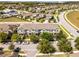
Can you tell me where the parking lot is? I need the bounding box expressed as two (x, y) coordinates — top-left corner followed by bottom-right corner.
(0, 42), (38, 57)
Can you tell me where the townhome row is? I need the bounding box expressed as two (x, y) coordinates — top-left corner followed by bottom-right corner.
(0, 9), (53, 21)
(17, 23), (60, 35)
(0, 23), (60, 35)
(18, 11), (52, 20)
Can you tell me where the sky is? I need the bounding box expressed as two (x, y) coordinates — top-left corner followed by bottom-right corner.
(0, 0), (79, 2)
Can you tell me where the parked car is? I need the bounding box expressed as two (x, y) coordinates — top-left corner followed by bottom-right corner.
(77, 30), (79, 33)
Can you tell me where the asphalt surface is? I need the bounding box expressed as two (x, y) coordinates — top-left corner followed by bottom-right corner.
(59, 12), (79, 38)
(0, 42), (38, 57)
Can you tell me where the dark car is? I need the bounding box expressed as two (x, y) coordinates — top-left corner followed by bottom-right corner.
(77, 30), (79, 33)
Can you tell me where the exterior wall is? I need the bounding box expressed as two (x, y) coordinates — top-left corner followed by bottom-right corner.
(17, 29), (60, 35)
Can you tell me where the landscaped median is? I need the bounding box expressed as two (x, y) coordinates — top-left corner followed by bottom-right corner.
(64, 10), (79, 30)
(35, 52), (67, 57)
(36, 51), (79, 57)
(58, 24), (72, 39)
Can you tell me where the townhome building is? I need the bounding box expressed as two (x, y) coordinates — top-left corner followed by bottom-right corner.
(17, 23), (60, 35)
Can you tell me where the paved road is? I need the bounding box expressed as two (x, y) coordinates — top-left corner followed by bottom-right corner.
(59, 12), (79, 38)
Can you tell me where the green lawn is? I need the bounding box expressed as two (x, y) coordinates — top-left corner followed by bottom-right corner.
(66, 11), (79, 28)
(0, 17), (27, 22)
(0, 17), (45, 23)
(59, 25), (72, 37)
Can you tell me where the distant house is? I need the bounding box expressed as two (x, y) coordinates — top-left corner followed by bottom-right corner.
(46, 14), (52, 20)
(3, 9), (18, 16)
(38, 14), (45, 18)
(20, 12), (32, 19)
(32, 13), (39, 18)
(0, 9), (18, 18)
(17, 23), (60, 35)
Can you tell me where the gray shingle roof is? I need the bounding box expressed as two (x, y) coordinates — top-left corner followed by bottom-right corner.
(18, 23), (59, 30)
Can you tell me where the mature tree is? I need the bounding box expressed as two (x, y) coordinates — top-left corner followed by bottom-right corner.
(30, 34), (39, 43)
(11, 34), (21, 42)
(75, 37), (79, 50)
(58, 38), (67, 43)
(75, 37), (79, 44)
(56, 31), (66, 40)
(49, 16), (56, 23)
(41, 10), (45, 13)
(8, 43), (15, 50)
(7, 31), (13, 42)
(0, 47), (4, 55)
(75, 44), (79, 50)
(58, 38), (72, 56)
(0, 6), (5, 10)
(37, 39), (56, 54)
(40, 32), (54, 41)
(58, 41), (72, 52)
(0, 32), (8, 43)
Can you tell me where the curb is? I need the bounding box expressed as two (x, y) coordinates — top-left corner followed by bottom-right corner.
(58, 24), (72, 39)
(64, 9), (79, 30)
